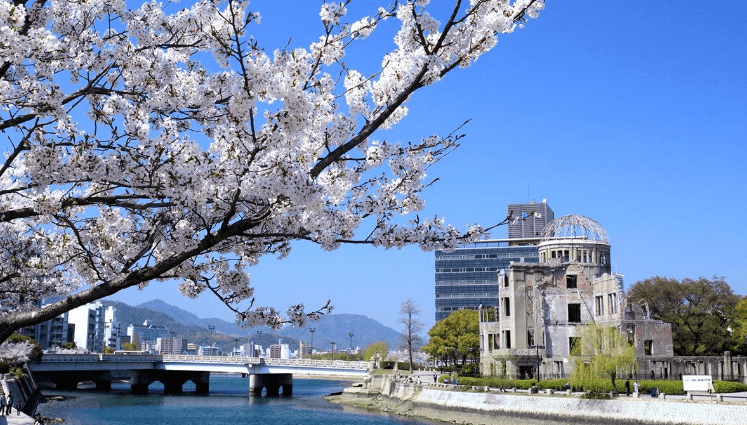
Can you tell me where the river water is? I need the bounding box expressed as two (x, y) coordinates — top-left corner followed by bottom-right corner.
(35, 376), (649, 425)
(35, 376), (445, 425)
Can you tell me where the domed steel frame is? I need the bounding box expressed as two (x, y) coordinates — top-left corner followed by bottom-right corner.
(540, 215), (608, 244)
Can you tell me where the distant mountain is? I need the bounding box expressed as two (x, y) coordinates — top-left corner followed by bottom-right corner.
(108, 299), (401, 352)
(277, 313), (401, 352)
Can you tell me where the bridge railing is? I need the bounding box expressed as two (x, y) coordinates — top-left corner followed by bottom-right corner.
(162, 354), (262, 364)
(36, 353), (162, 364)
(36, 353), (369, 370)
(264, 358), (369, 369)
(161, 354), (368, 369)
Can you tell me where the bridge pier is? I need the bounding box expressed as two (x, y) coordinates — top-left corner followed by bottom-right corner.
(47, 371), (112, 391)
(131, 370), (211, 394)
(249, 373), (292, 396)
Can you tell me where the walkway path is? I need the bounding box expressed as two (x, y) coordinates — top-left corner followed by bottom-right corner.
(0, 412), (35, 425)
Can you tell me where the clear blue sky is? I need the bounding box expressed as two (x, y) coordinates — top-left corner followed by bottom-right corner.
(110, 1), (747, 336)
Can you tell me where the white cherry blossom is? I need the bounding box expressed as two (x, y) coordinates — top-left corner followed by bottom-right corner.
(0, 0), (543, 340)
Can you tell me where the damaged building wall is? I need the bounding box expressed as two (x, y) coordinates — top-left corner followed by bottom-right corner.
(480, 215), (674, 380)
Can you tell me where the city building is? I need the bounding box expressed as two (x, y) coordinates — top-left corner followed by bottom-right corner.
(157, 337), (187, 355)
(507, 200), (554, 239)
(18, 310), (72, 350)
(199, 345), (221, 356)
(299, 341), (311, 358)
(270, 340), (290, 359)
(186, 343), (199, 355)
(434, 200), (553, 322)
(479, 215), (673, 379)
(102, 305), (121, 351)
(127, 320), (170, 353)
(69, 301), (108, 352)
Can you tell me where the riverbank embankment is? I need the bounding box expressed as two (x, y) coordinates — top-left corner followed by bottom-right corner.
(328, 374), (747, 425)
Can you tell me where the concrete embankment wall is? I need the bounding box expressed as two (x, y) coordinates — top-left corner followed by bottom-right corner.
(347, 375), (747, 425)
(2, 365), (41, 416)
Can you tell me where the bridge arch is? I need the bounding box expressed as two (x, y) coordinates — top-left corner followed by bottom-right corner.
(131, 370), (210, 394)
(249, 373), (292, 396)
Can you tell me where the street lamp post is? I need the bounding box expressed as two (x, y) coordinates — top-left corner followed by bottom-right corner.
(208, 325), (215, 356)
(348, 332), (354, 359)
(309, 327), (315, 359)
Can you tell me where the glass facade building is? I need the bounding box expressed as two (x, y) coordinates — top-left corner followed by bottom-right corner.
(435, 242), (540, 322)
(434, 200), (553, 323)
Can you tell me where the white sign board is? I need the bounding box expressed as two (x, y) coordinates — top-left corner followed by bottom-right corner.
(682, 375), (714, 392)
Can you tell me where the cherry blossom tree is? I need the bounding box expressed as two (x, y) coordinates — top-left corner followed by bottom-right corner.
(0, 0), (544, 342)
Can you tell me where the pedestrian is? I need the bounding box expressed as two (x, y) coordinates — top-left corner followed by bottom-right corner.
(16, 400), (21, 415)
(0, 393), (6, 416)
(633, 380), (639, 394)
(34, 413), (44, 425)
(433, 373), (437, 383)
(5, 393), (11, 415)
(625, 380), (630, 396)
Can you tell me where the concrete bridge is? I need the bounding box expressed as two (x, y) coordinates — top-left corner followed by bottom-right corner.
(28, 353), (369, 396)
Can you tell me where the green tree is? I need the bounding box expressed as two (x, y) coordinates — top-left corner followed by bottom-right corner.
(734, 297), (747, 339)
(121, 343), (138, 351)
(362, 341), (389, 363)
(422, 309), (479, 370)
(571, 324), (637, 396)
(627, 276), (741, 355)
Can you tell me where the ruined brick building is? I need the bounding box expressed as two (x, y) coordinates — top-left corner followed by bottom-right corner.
(479, 214), (674, 379)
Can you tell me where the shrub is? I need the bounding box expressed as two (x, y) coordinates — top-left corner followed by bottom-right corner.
(380, 361), (412, 370)
(713, 381), (747, 393)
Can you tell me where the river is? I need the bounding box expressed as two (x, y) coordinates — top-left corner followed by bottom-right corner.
(34, 376), (446, 425)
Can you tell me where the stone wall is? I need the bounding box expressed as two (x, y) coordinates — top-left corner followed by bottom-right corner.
(344, 375), (747, 425)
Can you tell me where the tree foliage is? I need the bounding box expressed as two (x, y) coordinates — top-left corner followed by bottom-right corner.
(570, 324), (637, 395)
(626, 276), (742, 356)
(399, 298), (424, 372)
(0, 0), (544, 342)
(422, 309), (479, 368)
(733, 297), (747, 342)
(362, 340), (389, 362)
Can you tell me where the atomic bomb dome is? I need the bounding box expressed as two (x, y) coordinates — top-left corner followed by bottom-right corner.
(540, 214), (608, 243)
(538, 215), (611, 272)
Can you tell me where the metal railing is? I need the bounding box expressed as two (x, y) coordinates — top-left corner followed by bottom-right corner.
(161, 354), (368, 369)
(36, 353), (369, 371)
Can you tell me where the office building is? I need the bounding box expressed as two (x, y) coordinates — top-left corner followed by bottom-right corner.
(127, 320), (170, 352)
(507, 200), (554, 240)
(434, 200), (553, 322)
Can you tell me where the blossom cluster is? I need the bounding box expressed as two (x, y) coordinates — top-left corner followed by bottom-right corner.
(0, 0), (542, 332)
